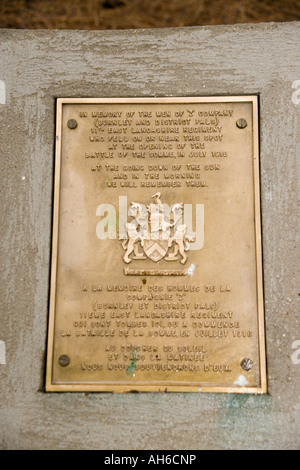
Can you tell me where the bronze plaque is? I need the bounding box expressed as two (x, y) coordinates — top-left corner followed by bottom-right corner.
(46, 97), (266, 393)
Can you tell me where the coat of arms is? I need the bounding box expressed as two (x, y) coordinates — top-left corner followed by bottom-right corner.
(120, 193), (195, 265)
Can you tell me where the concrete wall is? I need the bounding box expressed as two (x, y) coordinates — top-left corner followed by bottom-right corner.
(0, 22), (299, 450)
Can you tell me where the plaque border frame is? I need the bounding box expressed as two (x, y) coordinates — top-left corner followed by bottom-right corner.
(45, 96), (267, 394)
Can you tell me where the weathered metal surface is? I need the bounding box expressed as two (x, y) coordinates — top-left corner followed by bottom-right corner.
(46, 96), (266, 393)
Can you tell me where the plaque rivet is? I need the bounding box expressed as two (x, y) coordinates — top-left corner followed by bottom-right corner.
(240, 358), (253, 371)
(58, 354), (70, 367)
(236, 118), (247, 129)
(67, 119), (78, 129)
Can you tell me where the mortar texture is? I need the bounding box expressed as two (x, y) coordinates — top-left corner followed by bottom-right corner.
(0, 23), (299, 450)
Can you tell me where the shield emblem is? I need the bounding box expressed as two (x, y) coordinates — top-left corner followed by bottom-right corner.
(143, 239), (169, 262)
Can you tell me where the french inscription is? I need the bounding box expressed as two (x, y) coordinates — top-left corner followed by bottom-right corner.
(46, 97), (266, 393)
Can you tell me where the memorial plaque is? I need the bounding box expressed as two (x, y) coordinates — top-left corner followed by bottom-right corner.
(45, 97), (266, 393)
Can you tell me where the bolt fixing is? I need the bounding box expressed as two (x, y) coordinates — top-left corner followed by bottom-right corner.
(236, 118), (247, 129)
(67, 119), (78, 129)
(240, 358), (253, 371)
(58, 354), (70, 367)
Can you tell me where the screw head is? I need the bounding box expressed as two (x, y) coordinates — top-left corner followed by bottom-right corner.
(67, 119), (78, 129)
(236, 118), (247, 129)
(240, 358), (253, 371)
(58, 354), (70, 367)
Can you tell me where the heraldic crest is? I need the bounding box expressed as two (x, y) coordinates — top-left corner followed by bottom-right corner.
(120, 193), (195, 265)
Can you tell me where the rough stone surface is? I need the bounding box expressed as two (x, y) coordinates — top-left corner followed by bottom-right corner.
(0, 22), (299, 450)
